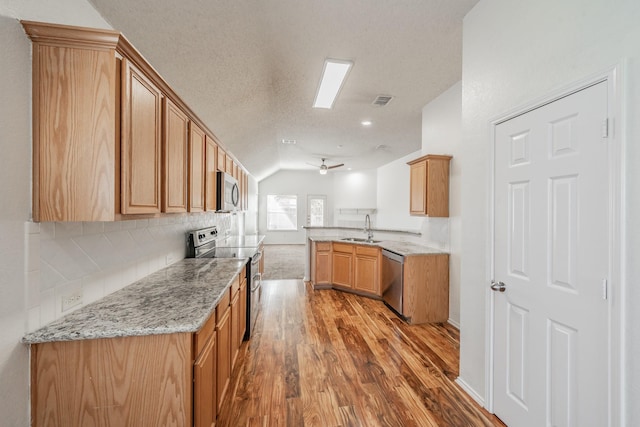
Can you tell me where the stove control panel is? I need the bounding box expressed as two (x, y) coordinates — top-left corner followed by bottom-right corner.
(190, 226), (218, 247)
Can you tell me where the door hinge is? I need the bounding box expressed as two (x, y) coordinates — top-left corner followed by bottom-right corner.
(602, 278), (608, 300)
(602, 118), (609, 138)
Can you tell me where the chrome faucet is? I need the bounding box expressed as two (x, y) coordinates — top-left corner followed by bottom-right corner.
(364, 214), (374, 241)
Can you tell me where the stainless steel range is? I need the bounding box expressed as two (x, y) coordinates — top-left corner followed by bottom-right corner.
(186, 226), (263, 339)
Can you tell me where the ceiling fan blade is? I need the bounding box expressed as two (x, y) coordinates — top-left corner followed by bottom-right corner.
(327, 163), (345, 169)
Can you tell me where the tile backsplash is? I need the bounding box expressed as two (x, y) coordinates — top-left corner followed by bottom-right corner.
(25, 212), (237, 332)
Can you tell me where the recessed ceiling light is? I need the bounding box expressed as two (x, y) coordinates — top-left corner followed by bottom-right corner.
(361, 120), (372, 126)
(313, 59), (353, 109)
(281, 139), (296, 144)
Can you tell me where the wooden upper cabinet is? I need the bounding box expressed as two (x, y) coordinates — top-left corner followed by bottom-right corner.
(188, 122), (206, 212)
(407, 154), (452, 217)
(162, 99), (188, 213)
(226, 154), (233, 175)
(121, 59), (163, 214)
(24, 21), (246, 222)
(24, 22), (120, 222)
(217, 146), (226, 172)
(205, 135), (218, 212)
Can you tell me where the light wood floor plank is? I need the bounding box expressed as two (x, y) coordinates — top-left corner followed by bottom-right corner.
(218, 281), (505, 427)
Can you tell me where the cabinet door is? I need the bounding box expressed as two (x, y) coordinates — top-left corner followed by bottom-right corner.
(230, 291), (240, 370)
(332, 252), (353, 288)
(121, 59), (162, 214)
(216, 306), (231, 415)
(162, 99), (188, 213)
(409, 160), (427, 215)
(217, 146), (226, 172)
(354, 255), (379, 295)
(194, 333), (216, 427)
(226, 155), (233, 175)
(239, 278), (247, 341)
(189, 122), (205, 212)
(205, 136), (217, 212)
(316, 251), (332, 284)
(32, 41), (117, 222)
(424, 157), (451, 217)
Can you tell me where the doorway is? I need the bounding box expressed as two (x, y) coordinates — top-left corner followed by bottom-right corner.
(489, 77), (621, 426)
(307, 195), (327, 227)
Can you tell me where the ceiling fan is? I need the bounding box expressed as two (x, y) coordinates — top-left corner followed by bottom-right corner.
(307, 158), (344, 175)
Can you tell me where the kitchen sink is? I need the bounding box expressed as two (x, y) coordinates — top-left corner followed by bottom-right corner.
(341, 237), (381, 244)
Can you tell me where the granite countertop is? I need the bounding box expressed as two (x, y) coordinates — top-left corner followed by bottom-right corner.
(23, 258), (247, 344)
(309, 236), (446, 256)
(303, 226), (420, 236)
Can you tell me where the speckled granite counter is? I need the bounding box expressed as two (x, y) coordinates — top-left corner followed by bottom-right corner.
(23, 258), (246, 344)
(308, 236), (446, 256)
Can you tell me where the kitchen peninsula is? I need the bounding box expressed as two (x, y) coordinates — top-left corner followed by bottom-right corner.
(305, 226), (450, 325)
(24, 257), (247, 427)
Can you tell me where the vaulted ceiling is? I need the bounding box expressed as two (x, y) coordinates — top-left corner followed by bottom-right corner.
(89, 0), (478, 180)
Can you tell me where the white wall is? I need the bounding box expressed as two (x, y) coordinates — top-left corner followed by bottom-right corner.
(333, 170), (377, 209)
(376, 150), (422, 230)
(0, 16), (33, 427)
(460, 1), (640, 423)
(375, 82), (462, 326)
(258, 170), (335, 244)
(0, 2), (110, 425)
(421, 82), (462, 326)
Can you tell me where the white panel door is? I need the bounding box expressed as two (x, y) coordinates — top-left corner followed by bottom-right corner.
(493, 81), (610, 427)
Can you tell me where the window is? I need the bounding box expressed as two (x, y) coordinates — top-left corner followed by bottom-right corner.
(267, 195), (298, 231)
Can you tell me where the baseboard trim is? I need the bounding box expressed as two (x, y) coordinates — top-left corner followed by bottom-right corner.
(447, 318), (460, 329)
(455, 377), (486, 408)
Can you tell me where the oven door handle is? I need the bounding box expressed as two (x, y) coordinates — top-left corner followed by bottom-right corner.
(250, 273), (261, 292)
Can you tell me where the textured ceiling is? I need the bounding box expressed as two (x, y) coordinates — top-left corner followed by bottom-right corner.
(88, 0), (478, 180)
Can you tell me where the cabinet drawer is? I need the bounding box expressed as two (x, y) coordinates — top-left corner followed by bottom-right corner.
(316, 242), (331, 252)
(194, 312), (216, 357)
(216, 288), (231, 323)
(355, 245), (379, 257)
(332, 242), (353, 253)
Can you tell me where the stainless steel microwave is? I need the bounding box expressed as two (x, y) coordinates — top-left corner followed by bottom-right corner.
(216, 171), (239, 212)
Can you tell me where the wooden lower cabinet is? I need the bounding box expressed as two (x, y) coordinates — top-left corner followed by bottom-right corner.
(30, 334), (193, 426)
(331, 243), (354, 288)
(353, 245), (381, 295)
(216, 295), (232, 415)
(239, 273), (247, 341)
(403, 254), (450, 323)
(194, 332), (216, 427)
(29, 273), (249, 427)
(311, 241), (332, 287)
(230, 289), (241, 370)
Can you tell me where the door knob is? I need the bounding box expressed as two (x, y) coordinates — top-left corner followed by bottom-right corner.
(490, 281), (506, 292)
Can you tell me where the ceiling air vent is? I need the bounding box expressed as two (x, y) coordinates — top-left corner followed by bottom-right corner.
(372, 95), (393, 106)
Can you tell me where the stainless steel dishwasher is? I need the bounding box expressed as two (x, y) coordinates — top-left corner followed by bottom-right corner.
(381, 249), (405, 316)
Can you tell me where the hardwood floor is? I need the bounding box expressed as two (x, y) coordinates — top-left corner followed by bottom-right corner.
(218, 280), (505, 427)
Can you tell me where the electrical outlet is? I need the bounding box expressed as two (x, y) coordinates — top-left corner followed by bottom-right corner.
(61, 289), (82, 312)
(166, 254), (175, 265)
